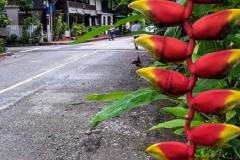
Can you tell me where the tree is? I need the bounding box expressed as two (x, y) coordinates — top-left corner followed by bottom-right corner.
(16, 0), (33, 17)
(0, 0), (11, 27)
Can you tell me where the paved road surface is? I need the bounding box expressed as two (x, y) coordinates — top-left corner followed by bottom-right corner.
(0, 37), (173, 160)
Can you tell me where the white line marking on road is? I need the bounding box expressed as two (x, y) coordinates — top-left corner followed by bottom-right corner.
(20, 48), (40, 53)
(0, 50), (98, 94)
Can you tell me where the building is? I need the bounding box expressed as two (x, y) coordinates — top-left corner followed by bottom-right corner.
(5, 0), (113, 40)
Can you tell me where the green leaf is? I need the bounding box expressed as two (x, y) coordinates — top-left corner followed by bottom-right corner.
(227, 35), (240, 48)
(86, 91), (132, 101)
(115, 14), (145, 26)
(224, 139), (240, 148)
(164, 26), (183, 39)
(230, 64), (240, 77)
(149, 119), (204, 130)
(176, 0), (187, 5)
(226, 110), (237, 122)
(71, 14), (145, 44)
(71, 25), (114, 44)
(197, 40), (223, 56)
(174, 128), (185, 135)
(163, 107), (203, 121)
(91, 87), (167, 127)
(192, 4), (214, 17)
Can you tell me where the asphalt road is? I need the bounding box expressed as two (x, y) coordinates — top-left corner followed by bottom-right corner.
(0, 37), (172, 160)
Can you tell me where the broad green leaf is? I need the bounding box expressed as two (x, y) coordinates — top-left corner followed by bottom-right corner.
(163, 107), (203, 121)
(195, 79), (220, 87)
(151, 61), (169, 69)
(174, 128), (185, 135)
(71, 25), (114, 44)
(149, 119), (204, 130)
(191, 53), (200, 63)
(118, 0), (128, 5)
(192, 4), (214, 17)
(164, 26), (183, 39)
(226, 110), (237, 122)
(230, 63), (240, 77)
(176, 0), (187, 5)
(115, 14), (145, 26)
(71, 15), (145, 44)
(197, 40), (223, 56)
(224, 139), (240, 148)
(91, 87), (167, 127)
(86, 91), (132, 101)
(227, 35), (240, 48)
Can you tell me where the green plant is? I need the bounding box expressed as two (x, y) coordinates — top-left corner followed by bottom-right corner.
(0, 0), (11, 27)
(54, 14), (63, 37)
(16, 0), (33, 17)
(32, 17), (43, 44)
(61, 22), (67, 34)
(20, 16), (32, 44)
(7, 34), (18, 45)
(72, 0), (240, 159)
(0, 38), (6, 53)
(70, 23), (79, 37)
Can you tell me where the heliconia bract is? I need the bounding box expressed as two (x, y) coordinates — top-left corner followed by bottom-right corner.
(136, 67), (190, 96)
(128, 0), (186, 26)
(146, 142), (189, 160)
(190, 90), (240, 114)
(189, 123), (240, 148)
(134, 35), (189, 64)
(193, 0), (223, 4)
(192, 9), (240, 40)
(192, 49), (240, 79)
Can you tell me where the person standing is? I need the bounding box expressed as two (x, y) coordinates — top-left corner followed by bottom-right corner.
(131, 21), (141, 50)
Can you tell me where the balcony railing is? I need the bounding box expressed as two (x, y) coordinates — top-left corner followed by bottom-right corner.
(68, 1), (96, 10)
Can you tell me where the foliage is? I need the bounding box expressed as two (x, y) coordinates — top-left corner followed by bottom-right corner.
(32, 17), (43, 44)
(71, 14), (144, 44)
(61, 22), (67, 34)
(0, 0), (11, 27)
(91, 87), (166, 127)
(20, 16), (32, 44)
(74, 0), (240, 159)
(0, 38), (6, 53)
(16, 0), (33, 16)
(70, 23), (90, 37)
(6, 34), (18, 45)
(54, 14), (63, 37)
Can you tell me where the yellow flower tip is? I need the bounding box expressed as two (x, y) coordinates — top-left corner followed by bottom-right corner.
(136, 67), (155, 78)
(216, 124), (240, 148)
(128, 0), (149, 13)
(134, 35), (151, 44)
(146, 144), (166, 160)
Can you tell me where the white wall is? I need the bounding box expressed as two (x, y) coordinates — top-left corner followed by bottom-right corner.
(5, 6), (19, 25)
(96, 0), (102, 11)
(89, 0), (95, 6)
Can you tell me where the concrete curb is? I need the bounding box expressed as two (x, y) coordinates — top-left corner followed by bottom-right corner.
(40, 35), (110, 46)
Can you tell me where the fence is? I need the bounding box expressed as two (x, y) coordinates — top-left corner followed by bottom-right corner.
(6, 25), (43, 39)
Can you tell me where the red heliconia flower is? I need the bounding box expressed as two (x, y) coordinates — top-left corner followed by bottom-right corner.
(128, 0), (186, 26)
(146, 142), (189, 160)
(192, 9), (240, 40)
(190, 90), (240, 114)
(189, 123), (240, 148)
(192, 49), (240, 79)
(134, 35), (189, 64)
(136, 67), (190, 96)
(193, 0), (223, 4)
